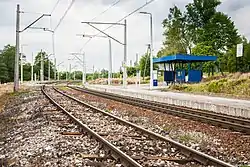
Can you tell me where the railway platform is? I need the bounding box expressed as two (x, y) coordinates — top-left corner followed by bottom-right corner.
(85, 84), (250, 118)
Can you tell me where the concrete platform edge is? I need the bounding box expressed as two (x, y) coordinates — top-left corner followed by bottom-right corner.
(85, 85), (250, 118)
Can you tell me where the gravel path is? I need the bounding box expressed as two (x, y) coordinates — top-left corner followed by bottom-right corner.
(47, 87), (204, 167)
(61, 87), (250, 166)
(0, 88), (118, 167)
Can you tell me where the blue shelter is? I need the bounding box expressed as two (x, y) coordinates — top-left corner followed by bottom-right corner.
(153, 54), (217, 83)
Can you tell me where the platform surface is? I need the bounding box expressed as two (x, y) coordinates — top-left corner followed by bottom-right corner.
(85, 84), (250, 118)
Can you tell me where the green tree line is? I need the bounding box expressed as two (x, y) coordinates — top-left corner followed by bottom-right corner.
(0, 46), (56, 83)
(157, 0), (250, 73)
(1, 0), (249, 83)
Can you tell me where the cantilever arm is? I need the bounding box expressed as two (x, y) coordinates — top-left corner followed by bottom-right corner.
(87, 23), (124, 45)
(20, 14), (51, 33)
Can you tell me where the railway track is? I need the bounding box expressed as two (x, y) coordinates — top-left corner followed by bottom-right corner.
(68, 86), (250, 135)
(42, 86), (141, 167)
(42, 85), (234, 167)
(40, 100), (123, 166)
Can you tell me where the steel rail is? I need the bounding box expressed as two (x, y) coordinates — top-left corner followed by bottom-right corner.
(41, 85), (142, 167)
(70, 86), (250, 125)
(69, 86), (250, 134)
(54, 86), (234, 167)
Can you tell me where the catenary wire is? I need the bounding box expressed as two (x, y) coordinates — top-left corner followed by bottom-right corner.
(90, 0), (122, 21)
(51, 0), (62, 15)
(79, 0), (156, 52)
(53, 0), (76, 32)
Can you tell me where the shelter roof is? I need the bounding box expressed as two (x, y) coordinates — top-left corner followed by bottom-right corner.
(153, 54), (217, 64)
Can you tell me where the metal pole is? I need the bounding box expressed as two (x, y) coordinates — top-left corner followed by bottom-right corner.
(98, 69), (100, 79)
(123, 19), (127, 88)
(31, 52), (34, 82)
(14, 4), (20, 92)
(40, 49), (44, 81)
(69, 63), (71, 80)
(149, 13), (153, 90)
(82, 53), (86, 85)
(66, 59), (69, 81)
(84, 54), (86, 83)
(52, 33), (56, 80)
(57, 67), (60, 81)
(108, 38), (112, 85)
(144, 45), (150, 81)
(54, 57), (56, 80)
(139, 71), (141, 87)
(92, 65), (95, 81)
(66, 68), (68, 81)
(21, 45), (23, 84)
(135, 53), (139, 86)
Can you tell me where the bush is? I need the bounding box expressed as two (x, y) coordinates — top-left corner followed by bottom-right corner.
(167, 74), (250, 98)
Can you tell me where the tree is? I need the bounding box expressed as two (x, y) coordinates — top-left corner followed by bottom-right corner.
(158, 0), (243, 74)
(0, 61), (8, 83)
(198, 12), (240, 51)
(159, 6), (189, 57)
(139, 54), (158, 79)
(59, 71), (67, 80)
(23, 63), (31, 81)
(184, 0), (240, 51)
(127, 67), (137, 77)
(0, 45), (15, 82)
(33, 51), (55, 80)
(100, 69), (108, 78)
(221, 40), (250, 72)
(192, 43), (218, 73)
(185, 0), (221, 43)
(72, 71), (82, 80)
(139, 54), (150, 79)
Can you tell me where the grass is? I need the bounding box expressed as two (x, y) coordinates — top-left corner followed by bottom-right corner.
(71, 82), (82, 86)
(162, 125), (176, 132)
(105, 109), (111, 113)
(164, 73), (250, 99)
(175, 131), (209, 145)
(179, 133), (194, 143)
(8, 90), (30, 97)
(0, 90), (29, 113)
(0, 94), (10, 113)
(58, 86), (70, 91)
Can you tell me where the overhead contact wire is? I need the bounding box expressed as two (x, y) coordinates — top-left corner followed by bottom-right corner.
(80, 0), (156, 50)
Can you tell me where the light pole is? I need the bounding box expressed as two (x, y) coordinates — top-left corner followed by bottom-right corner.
(139, 11), (153, 90)
(78, 34), (113, 85)
(83, 53), (86, 84)
(57, 61), (64, 81)
(31, 52), (34, 82)
(70, 64), (78, 81)
(46, 53), (54, 81)
(70, 53), (85, 85)
(67, 57), (74, 81)
(20, 44), (28, 84)
(14, 4), (51, 91)
(42, 28), (56, 81)
(14, 4), (20, 91)
(40, 50), (52, 82)
(26, 27), (57, 81)
(40, 49), (44, 82)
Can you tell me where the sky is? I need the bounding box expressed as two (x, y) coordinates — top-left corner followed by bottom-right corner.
(0, 0), (250, 73)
